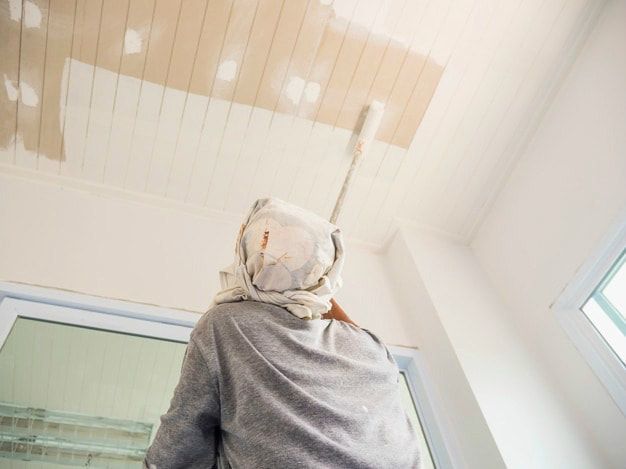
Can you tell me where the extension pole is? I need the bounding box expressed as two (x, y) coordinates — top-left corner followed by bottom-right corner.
(330, 101), (385, 224)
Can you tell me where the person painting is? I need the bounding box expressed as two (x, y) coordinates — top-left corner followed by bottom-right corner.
(145, 198), (421, 468)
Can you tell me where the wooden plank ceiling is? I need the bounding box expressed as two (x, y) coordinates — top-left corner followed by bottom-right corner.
(0, 0), (598, 245)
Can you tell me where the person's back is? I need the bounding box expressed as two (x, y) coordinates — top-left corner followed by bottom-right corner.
(145, 198), (421, 467)
(146, 301), (421, 468)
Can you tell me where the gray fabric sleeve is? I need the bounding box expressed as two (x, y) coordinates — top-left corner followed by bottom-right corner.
(144, 334), (220, 468)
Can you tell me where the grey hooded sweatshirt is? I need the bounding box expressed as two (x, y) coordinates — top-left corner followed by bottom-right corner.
(145, 301), (421, 468)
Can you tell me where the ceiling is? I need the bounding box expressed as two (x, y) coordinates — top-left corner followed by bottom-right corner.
(0, 0), (601, 246)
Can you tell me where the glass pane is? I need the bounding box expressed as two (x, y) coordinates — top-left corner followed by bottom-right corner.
(581, 249), (626, 365)
(582, 298), (626, 364)
(601, 252), (626, 318)
(0, 318), (187, 468)
(399, 372), (436, 469)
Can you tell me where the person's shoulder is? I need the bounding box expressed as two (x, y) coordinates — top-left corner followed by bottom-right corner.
(189, 303), (244, 349)
(195, 302), (242, 330)
(195, 301), (283, 332)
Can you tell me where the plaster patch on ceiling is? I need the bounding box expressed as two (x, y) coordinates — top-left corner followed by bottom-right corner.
(23, 0), (42, 29)
(304, 82), (320, 103)
(0, 133), (15, 151)
(8, 0), (22, 21)
(4, 75), (19, 101)
(285, 76), (306, 105)
(124, 29), (143, 55)
(217, 60), (237, 82)
(285, 78), (321, 105)
(19, 81), (38, 107)
(6, 133), (24, 153)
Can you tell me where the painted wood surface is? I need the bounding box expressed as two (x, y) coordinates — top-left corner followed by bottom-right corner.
(0, 0), (597, 244)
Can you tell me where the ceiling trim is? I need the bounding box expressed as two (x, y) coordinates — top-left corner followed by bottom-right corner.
(0, 161), (388, 254)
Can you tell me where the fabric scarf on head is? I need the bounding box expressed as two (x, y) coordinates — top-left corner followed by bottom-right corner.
(212, 198), (345, 320)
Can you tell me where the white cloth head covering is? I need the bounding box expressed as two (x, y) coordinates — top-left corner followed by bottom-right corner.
(213, 198), (345, 320)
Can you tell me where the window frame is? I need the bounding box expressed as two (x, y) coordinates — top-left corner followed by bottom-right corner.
(552, 212), (626, 415)
(0, 281), (458, 468)
(389, 345), (459, 469)
(584, 248), (626, 339)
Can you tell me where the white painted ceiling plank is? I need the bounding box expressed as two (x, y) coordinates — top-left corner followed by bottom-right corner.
(341, 140), (396, 236)
(185, 98), (232, 206)
(269, 114), (320, 205)
(310, 126), (357, 218)
(124, 82), (165, 192)
(358, 0), (478, 242)
(145, 88), (188, 195)
(460, 0), (591, 238)
(287, 121), (336, 208)
(344, 0), (460, 235)
(59, 61), (94, 178)
(104, 75), (145, 188)
(433, 2), (571, 232)
(351, 144), (405, 240)
(414, 0), (557, 228)
(205, 103), (258, 209)
(165, 93), (211, 201)
(224, 107), (276, 212)
(243, 112), (294, 206)
(403, 0), (535, 219)
(82, 65), (120, 182)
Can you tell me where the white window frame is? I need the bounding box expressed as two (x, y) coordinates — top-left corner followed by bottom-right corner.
(388, 345), (460, 469)
(551, 212), (626, 415)
(0, 281), (458, 468)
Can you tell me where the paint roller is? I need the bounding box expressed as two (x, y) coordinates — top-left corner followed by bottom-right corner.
(330, 101), (385, 224)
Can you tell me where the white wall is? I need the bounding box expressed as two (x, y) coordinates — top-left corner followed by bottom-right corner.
(402, 228), (603, 468)
(473, 0), (626, 467)
(0, 170), (510, 468)
(0, 170), (413, 347)
(0, 175), (609, 469)
(386, 231), (506, 469)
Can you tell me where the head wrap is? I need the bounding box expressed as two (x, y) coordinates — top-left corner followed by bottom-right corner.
(212, 198), (345, 319)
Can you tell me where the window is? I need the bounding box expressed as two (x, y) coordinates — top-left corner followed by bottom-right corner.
(0, 285), (196, 467)
(0, 283), (457, 468)
(581, 249), (626, 365)
(399, 372), (436, 469)
(553, 216), (626, 415)
(0, 317), (186, 466)
(391, 346), (457, 469)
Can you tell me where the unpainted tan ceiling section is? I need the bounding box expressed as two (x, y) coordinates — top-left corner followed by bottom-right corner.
(143, 0), (183, 87)
(272, 0), (333, 115)
(334, 0), (407, 134)
(189, 0), (233, 97)
(1, 0), (444, 165)
(0, 0), (599, 244)
(5, 0), (49, 164)
(257, 0), (317, 113)
(233, 0), (284, 106)
(119, 0), (153, 81)
(39, 0), (75, 163)
(0, 0), (23, 156)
